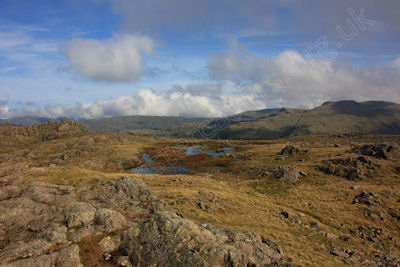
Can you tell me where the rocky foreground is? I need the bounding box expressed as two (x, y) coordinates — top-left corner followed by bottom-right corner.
(0, 177), (289, 266)
(1, 121), (400, 266)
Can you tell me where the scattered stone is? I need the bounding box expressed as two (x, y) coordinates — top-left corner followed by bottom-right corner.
(350, 226), (384, 243)
(340, 236), (350, 242)
(195, 191), (225, 213)
(363, 210), (386, 221)
(331, 246), (360, 262)
(319, 231), (337, 239)
(372, 254), (400, 267)
(281, 211), (301, 224)
(299, 171), (307, 176)
(310, 222), (320, 229)
(389, 208), (400, 221)
(197, 201), (215, 213)
(353, 191), (381, 206)
(172, 177), (183, 182)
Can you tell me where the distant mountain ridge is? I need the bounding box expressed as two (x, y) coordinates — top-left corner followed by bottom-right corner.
(1, 101), (399, 139)
(81, 115), (209, 133)
(211, 100), (400, 139)
(0, 116), (66, 126)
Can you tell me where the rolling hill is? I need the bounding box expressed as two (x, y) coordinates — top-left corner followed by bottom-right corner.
(2, 101), (400, 139)
(81, 115), (209, 135)
(0, 116), (64, 125)
(81, 100), (400, 138)
(209, 101), (400, 139)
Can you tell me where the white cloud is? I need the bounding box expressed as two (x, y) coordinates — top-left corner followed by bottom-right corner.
(66, 34), (154, 82)
(169, 83), (222, 96)
(0, 88), (265, 120)
(208, 46), (263, 82)
(208, 47), (400, 108)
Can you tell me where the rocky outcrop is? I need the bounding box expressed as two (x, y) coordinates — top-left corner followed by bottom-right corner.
(0, 245), (81, 267)
(279, 145), (308, 156)
(0, 177), (288, 266)
(246, 165), (300, 182)
(319, 157), (379, 180)
(120, 211), (284, 266)
(270, 166), (299, 182)
(0, 120), (87, 141)
(105, 158), (141, 171)
(353, 143), (399, 159)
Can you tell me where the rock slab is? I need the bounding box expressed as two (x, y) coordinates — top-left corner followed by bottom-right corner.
(0, 177), (288, 266)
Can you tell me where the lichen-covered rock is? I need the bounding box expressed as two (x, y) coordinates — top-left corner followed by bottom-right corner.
(120, 211), (285, 266)
(116, 256), (132, 267)
(40, 223), (69, 245)
(98, 235), (121, 254)
(65, 202), (96, 228)
(81, 176), (169, 221)
(22, 182), (76, 206)
(0, 186), (21, 201)
(0, 245), (81, 267)
(95, 208), (128, 232)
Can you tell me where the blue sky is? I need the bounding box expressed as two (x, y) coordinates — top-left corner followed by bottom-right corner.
(0, 0), (399, 119)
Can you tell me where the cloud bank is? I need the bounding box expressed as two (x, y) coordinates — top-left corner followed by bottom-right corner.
(208, 47), (400, 108)
(0, 87), (265, 120)
(66, 34), (154, 82)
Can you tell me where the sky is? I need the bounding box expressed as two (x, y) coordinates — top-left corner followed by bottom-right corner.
(0, 0), (399, 119)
